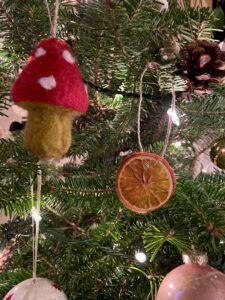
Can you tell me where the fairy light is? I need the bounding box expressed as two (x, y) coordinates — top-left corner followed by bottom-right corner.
(135, 252), (147, 263)
(32, 207), (42, 222)
(167, 108), (180, 126)
(173, 141), (182, 148)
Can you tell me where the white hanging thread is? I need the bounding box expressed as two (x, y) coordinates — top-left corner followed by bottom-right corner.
(44, 0), (60, 38)
(31, 170), (42, 281)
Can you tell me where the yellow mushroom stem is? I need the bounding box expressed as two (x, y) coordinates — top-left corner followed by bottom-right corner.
(18, 102), (80, 160)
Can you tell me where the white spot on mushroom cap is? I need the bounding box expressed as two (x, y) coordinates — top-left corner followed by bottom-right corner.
(38, 76), (57, 90)
(35, 47), (46, 58)
(63, 50), (76, 64)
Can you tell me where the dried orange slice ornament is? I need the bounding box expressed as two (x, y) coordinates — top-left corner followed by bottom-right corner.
(116, 152), (176, 214)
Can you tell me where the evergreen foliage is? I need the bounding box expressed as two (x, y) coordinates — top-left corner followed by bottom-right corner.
(0, 0), (224, 299)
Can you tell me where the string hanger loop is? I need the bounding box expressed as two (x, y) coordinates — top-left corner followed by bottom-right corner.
(138, 63), (177, 157)
(30, 169), (42, 281)
(44, 0), (60, 38)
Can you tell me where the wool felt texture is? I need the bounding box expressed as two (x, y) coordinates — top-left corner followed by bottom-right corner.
(11, 38), (89, 159)
(12, 38), (89, 113)
(20, 102), (79, 160)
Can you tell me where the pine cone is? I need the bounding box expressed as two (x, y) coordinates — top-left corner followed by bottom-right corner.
(177, 40), (225, 95)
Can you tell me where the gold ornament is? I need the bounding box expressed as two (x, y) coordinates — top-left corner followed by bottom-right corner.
(210, 138), (225, 170)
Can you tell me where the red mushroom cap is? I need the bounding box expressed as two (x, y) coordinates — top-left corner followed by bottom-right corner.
(11, 38), (89, 114)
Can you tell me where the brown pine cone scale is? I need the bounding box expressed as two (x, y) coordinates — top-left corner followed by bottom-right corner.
(177, 40), (225, 95)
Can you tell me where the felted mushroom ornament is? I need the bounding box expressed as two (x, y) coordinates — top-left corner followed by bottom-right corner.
(11, 38), (89, 160)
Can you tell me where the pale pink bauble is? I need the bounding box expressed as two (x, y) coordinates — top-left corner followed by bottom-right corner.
(3, 277), (67, 300)
(157, 263), (225, 300)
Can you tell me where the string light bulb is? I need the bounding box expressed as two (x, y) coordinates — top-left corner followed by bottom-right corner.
(173, 141), (182, 148)
(32, 207), (42, 222)
(135, 252), (147, 263)
(167, 108), (180, 126)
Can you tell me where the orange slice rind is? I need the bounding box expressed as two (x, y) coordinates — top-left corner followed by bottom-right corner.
(116, 152), (176, 214)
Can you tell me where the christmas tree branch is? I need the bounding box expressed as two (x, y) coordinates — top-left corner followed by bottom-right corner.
(45, 203), (85, 235)
(129, 0), (145, 22)
(50, 186), (114, 196)
(84, 79), (154, 99)
(184, 109), (225, 115)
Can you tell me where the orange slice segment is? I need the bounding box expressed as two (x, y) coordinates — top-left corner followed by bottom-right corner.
(116, 152), (176, 214)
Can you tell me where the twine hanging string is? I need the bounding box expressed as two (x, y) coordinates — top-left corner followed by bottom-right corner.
(30, 0), (57, 280)
(138, 65), (148, 152)
(43, 0), (53, 31)
(44, 0), (60, 38)
(161, 82), (176, 157)
(138, 63), (177, 158)
(52, 0), (60, 38)
(30, 177), (35, 280)
(31, 170), (42, 281)
(138, 63), (158, 152)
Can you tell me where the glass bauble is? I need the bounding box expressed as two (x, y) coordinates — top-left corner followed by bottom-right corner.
(210, 138), (225, 170)
(156, 253), (225, 300)
(4, 277), (67, 300)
